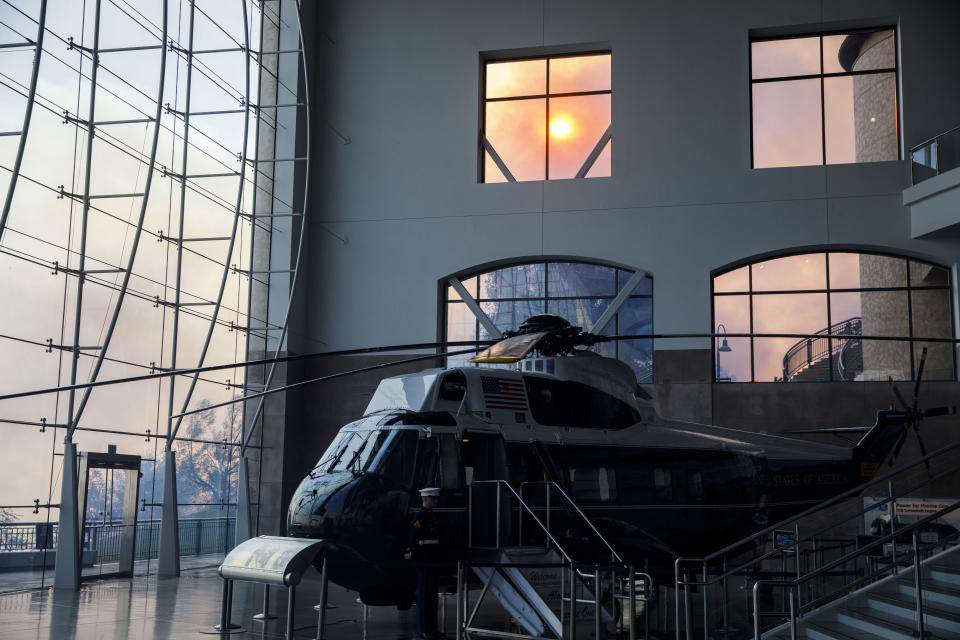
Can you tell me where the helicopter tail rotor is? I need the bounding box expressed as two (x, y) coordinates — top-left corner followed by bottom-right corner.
(886, 347), (940, 473)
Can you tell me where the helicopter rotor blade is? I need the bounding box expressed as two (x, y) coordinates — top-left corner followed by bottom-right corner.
(889, 428), (910, 468)
(924, 406), (958, 418)
(912, 347), (928, 412)
(0, 340), (493, 404)
(887, 376), (910, 413)
(912, 421), (932, 473)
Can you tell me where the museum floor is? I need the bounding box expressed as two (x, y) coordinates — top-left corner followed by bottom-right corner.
(0, 565), (466, 639)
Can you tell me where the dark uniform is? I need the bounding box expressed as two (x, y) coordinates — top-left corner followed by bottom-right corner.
(410, 502), (441, 638)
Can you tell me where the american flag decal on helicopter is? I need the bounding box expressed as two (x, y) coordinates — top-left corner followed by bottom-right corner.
(480, 376), (528, 410)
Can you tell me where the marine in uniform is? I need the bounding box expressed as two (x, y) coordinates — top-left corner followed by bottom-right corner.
(408, 487), (442, 639)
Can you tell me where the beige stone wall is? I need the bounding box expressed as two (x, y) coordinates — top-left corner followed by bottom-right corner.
(851, 32), (898, 163)
(859, 254), (910, 380)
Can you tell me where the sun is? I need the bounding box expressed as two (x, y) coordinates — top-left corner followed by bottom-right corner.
(550, 118), (572, 138)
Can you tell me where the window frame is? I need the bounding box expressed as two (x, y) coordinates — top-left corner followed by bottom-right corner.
(441, 259), (653, 380)
(748, 27), (900, 168)
(480, 50), (612, 183)
(711, 250), (955, 383)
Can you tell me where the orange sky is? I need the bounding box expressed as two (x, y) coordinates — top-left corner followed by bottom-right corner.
(485, 54), (611, 182)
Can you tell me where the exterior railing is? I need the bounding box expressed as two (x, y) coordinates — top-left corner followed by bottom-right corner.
(911, 124), (960, 184)
(0, 517), (235, 563)
(781, 317), (861, 382)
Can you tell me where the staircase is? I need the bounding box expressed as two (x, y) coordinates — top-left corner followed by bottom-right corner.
(462, 479), (643, 639)
(469, 546), (566, 638)
(763, 544), (960, 639)
(674, 441), (960, 640)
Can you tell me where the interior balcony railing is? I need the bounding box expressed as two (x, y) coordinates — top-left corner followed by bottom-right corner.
(781, 317), (862, 382)
(0, 516), (235, 564)
(911, 124), (960, 184)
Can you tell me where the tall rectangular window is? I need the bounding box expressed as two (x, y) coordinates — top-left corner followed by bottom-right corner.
(482, 52), (611, 182)
(750, 29), (898, 168)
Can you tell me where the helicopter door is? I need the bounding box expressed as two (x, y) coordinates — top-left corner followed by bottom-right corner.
(461, 432), (510, 547)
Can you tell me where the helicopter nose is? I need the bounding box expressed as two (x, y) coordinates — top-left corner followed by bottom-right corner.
(287, 472), (355, 537)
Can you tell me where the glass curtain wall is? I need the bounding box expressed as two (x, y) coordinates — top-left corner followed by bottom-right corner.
(0, 0), (290, 589)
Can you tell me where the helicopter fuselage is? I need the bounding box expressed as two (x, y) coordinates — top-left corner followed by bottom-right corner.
(286, 356), (903, 605)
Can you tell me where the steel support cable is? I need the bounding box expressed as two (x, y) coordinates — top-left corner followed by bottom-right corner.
(168, 0), (252, 445)
(0, 222), (269, 320)
(109, 0), (297, 151)
(0, 340), (495, 403)
(0, 5), (292, 218)
(0, 222), (324, 349)
(111, 0), (299, 125)
(0, 417), (259, 449)
(1, 0), (246, 122)
(64, 0), (104, 441)
(0, 326), (250, 390)
(0, 149), (271, 296)
(241, 0), (309, 454)
(241, 0), (269, 457)
(0, 223), (269, 334)
(0, 0), (46, 244)
(0, 71), (274, 246)
(165, 0), (198, 443)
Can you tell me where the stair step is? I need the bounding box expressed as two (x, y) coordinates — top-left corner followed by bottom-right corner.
(928, 564), (960, 587)
(834, 605), (927, 640)
(804, 620), (891, 640)
(867, 591), (960, 634)
(896, 577), (960, 608)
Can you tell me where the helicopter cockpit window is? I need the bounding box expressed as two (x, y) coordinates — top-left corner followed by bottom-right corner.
(329, 431), (370, 472)
(524, 376), (641, 429)
(376, 430), (419, 487)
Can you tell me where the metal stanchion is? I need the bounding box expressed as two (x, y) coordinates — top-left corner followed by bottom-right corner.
(455, 562), (464, 640)
(210, 578), (244, 634)
(595, 568), (601, 640)
(569, 564), (577, 640)
(629, 567), (637, 640)
(253, 584), (277, 620)
(788, 588), (797, 640)
(913, 531), (926, 640)
(219, 580), (229, 631)
(286, 585), (296, 640)
(314, 557), (329, 640)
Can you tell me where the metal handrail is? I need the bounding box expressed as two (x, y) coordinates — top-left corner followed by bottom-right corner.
(751, 499), (960, 640)
(910, 124), (960, 185)
(782, 317), (861, 381)
(674, 441), (960, 640)
(469, 479), (576, 565)
(690, 438), (960, 568)
(911, 123), (960, 153)
(520, 480), (624, 564)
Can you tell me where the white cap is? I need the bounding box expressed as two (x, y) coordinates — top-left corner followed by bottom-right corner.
(419, 487), (440, 497)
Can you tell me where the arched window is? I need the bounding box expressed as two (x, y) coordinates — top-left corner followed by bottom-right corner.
(712, 252), (954, 382)
(443, 260), (653, 382)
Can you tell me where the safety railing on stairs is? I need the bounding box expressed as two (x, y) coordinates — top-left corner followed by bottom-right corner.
(752, 503), (960, 640)
(520, 480), (624, 565)
(674, 439), (960, 640)
(464, 479), (653, 639)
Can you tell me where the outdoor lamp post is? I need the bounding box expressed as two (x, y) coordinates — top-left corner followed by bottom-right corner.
(716, 323), (732, 381)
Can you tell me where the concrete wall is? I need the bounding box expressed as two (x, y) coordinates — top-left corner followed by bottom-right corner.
(260, 1), (960, 531)
(302, 0), (960, 351)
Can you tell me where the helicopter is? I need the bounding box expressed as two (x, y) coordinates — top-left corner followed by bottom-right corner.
(286, 314), (955, 606)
